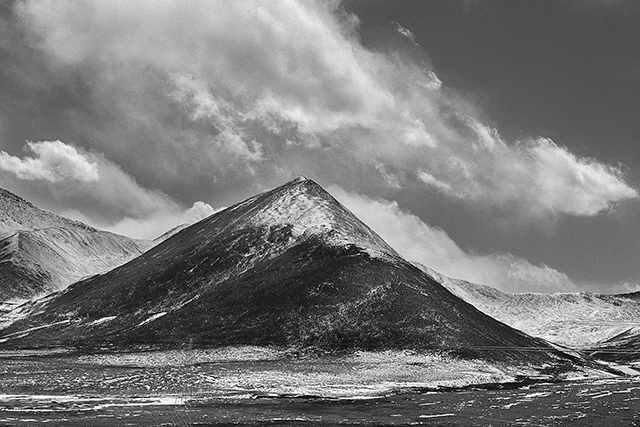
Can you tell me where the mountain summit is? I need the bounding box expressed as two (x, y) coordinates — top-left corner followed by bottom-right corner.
(0, 187), (152, 301)
(3, 178), (565, 363)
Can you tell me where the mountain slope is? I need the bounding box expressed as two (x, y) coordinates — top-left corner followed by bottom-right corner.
(0, 187), (153, 301)
(0, 188), (84, 232)
(415, 264), (640, 361)
(2, 178), (570, 366)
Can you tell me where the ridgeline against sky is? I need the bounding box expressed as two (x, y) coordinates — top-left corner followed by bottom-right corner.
(1, 0), (639, 293)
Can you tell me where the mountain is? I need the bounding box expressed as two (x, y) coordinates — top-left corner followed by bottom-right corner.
(1, 178), (573, 367)
(0, 187), (153, 301)
(415, 264), (640, 362)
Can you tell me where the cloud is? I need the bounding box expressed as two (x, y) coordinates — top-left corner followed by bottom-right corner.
(330, 186), (578, 293)
(416, 120), (638, 218)
(527, 138), (637, 215)
(12, 0), (637, 223)
(417, 171), (455, 196)
(15, 0), (393, 135)
(0, 140), (98, 182)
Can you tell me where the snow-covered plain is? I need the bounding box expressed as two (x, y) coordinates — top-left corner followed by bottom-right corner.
(0, 347), (613, 399)
(0, 347), (635, 426)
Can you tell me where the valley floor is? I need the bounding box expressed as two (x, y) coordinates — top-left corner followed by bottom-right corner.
(0, 347), (637, 426)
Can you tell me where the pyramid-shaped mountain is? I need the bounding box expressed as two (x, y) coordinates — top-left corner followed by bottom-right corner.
(2, 178), (565, 363)
(0, 187), (152, 301)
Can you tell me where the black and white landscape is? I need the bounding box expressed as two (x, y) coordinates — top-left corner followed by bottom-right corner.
(2, 0), (640, 425)
(1, 179), (639, 425)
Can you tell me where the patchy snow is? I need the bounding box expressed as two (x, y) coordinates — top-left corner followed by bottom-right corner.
(90, 316), (116, 326)
(419, 414), (455, 418)
(0, 320), (71, 340)
(0, 299), (31, 330)
(138, 312), (167, 326)
(0, 394), (187, 411)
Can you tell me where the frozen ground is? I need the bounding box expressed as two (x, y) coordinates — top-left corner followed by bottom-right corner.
(0, 346), (636, 426)
(0, 347), (550, 399)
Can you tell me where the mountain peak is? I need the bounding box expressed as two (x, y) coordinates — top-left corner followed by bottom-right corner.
(233, 177), (400, 260)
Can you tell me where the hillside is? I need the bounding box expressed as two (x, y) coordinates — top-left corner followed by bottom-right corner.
(0, 187), (153, 301)
(0, 188), (86, 232)
(1, 178), (570, 366)
(415, 264), (640, 362)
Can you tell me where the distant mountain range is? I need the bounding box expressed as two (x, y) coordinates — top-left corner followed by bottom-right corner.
(0, 187), (153, 302)
(416, 264), (640, 364)
(1, 178), (570, 367)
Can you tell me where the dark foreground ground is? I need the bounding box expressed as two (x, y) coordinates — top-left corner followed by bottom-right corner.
(0, 349), (637, 426)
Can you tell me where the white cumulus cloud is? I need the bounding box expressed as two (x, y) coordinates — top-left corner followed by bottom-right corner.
(0, 140), (98, 182)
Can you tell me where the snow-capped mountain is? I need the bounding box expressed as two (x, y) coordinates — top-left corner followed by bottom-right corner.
(415, 263), (640, 362)
(1, 178), (569, 365)
(0, 187), (153, 301)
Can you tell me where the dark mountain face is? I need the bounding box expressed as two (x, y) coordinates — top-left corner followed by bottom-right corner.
(0, 187), (152, 301)
(2, 178), (568, 364)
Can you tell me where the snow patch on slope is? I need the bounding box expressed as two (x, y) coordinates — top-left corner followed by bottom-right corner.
(90, 316), (116, 326)
(138, 312), (167, 326)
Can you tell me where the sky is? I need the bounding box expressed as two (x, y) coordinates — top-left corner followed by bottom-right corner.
(1, 0), (640, 294)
